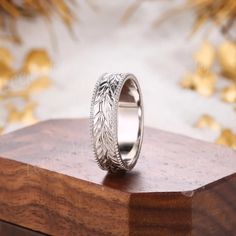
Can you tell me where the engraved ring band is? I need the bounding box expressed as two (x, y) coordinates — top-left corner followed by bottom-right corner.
(90, 73), (144, 172)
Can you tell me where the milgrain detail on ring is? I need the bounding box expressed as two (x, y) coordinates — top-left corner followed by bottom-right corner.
(90, 73), (126, 172)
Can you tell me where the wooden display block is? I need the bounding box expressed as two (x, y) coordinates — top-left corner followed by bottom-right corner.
(0, 118), (236, 236)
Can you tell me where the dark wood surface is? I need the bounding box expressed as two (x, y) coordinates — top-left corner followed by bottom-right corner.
(0, 220), (46, 236)
(0, 118), (236, 236)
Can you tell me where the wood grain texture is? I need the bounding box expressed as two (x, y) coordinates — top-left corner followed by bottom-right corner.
(0, 118), (236, 236)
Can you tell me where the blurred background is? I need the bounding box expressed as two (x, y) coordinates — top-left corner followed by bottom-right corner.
(0, 0), (235, 149)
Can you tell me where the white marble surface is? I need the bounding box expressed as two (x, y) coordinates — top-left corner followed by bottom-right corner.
(2, 0), (236, 143)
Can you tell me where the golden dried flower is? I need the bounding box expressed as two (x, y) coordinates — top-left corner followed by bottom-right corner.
(0, 48), (13, 66)
(52, 0), (74, 26)
(0, 1), (19, 17)
(0, 0), (75, 41)
(194, 68), (216, 96)
(181, 67), (216, 96)
(22, 49), (52, 74)
(6, 102), (38, 124)
(0, 61), (13, 89)
(180, 73), (195, 89)
(216, 129), (236, 149)
(27, 76), (52, 93)
(0, 47), (53, 132)
(221, 84), (236, 103)
(195, 114), (221, 131)
(194, 41), (215, 69)
(218, 41), (236, 80)
(3, 89), (30, 101)
(189, 0), (236, 38)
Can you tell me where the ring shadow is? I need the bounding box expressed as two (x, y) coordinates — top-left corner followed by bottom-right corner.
(102, 170), (142, 192)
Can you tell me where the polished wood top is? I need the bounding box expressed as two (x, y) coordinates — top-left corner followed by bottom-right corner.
(0, 118), (235, 193)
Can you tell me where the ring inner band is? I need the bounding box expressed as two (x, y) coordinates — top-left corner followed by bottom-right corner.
(118, 78), (142, 167)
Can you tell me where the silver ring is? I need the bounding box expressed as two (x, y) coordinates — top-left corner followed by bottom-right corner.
(90, 73), (144, 172)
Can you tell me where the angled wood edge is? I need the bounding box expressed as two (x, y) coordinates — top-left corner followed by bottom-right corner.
(0, 220), (46, 236)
